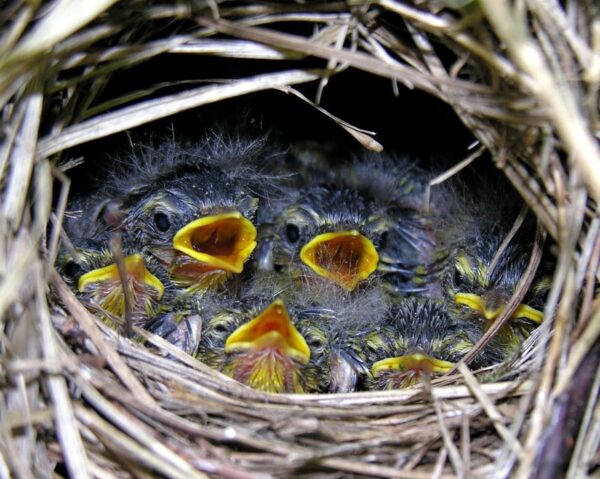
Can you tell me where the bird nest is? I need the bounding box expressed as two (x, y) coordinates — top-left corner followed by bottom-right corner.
(1, 1), (599, 477)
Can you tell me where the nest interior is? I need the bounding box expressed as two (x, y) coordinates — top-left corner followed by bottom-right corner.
(1, 1), (599, 478)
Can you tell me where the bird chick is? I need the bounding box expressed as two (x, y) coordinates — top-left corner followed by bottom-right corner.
(367, 298), (478, 390)
(444, 232), (550, 363)
(261, 183), (401, 292)
(114, 138), (271, 295)
(247, 272), (394, 392)
(434, 177), (551, 362)
(259, 153), (440, 295)
(57, 239), (166, 328)
(196, 292), (323, 394)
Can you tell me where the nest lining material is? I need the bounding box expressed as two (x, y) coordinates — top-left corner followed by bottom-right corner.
(1, 1), (599, 478)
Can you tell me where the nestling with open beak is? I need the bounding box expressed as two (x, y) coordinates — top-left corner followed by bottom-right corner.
(260, 182), (403, 292)
(258, 152), (441, 295)
(57, 239), (167, 328)
(242, 271), (396, 393)
(195, 290), (324, 394)
(114, 137), (277, 295)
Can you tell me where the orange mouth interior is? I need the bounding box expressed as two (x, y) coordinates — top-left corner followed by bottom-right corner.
(225, 299), (310, 364)
(172, 212), (257, 274)
(299, 231), (379, 291)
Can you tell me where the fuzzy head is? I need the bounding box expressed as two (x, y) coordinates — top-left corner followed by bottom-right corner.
(368, 299), (478, 390)
(266, 185), (391, 291)
(280, 279), (394, 392)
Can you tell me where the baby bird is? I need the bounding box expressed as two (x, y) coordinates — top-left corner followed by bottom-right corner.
(367, 298), (479, 390)
(443, 230), (549, 363)
(264, 184), (382, 291)
(57, 238), (166, 328)
(258, 153), (439, 295)
(248, 272), (395, 393)
(435, 179), (551, 362)
(196, 293), (323, 394)
(112, 137), (272, 295)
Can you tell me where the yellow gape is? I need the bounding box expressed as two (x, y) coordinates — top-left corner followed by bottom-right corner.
(300, 230), (379, 290)
(173, 211), (257, 273)
(223, 300), (311, 393)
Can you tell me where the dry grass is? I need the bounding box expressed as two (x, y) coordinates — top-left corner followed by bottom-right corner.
(0, 1), (598, 477)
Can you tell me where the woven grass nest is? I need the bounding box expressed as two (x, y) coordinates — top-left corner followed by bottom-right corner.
(1, 1), (599, 478)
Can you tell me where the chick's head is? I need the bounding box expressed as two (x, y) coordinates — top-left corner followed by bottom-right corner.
(268, 185), (391, 291)
(197, 296), (323, 394)
(58, 241), (165, 327)
(119, 162), (259, 292)
(368, 299), (477, 390)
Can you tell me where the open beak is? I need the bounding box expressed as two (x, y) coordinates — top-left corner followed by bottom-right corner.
(300, 230), (379, 291)
(454, 292), (543, 324)
(225, 299), (310, 364)
(78, 253), (164, 298)
(371, 353), (454, 389)
(77, 254), (164, 319)
(172, 212), (257, 274)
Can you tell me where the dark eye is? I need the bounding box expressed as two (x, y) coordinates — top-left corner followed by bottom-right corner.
(154, 212), (171, 232)
(213, 322), (228, 334)
(286, 224), (300, 243)
(63, 260), (81, 279)
(451, 265), (462, 286)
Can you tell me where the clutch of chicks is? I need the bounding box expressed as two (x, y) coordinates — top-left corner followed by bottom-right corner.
(58, 132), (552, 394)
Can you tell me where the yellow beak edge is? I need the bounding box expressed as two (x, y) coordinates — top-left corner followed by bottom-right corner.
(454, 292), (543, 324)
(225, 299), (310, 364)
(372, 353), (454, 376)
(77, 253), (164, 298)
(300, 230), (379, 291)
(172, 212), (257, 274)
